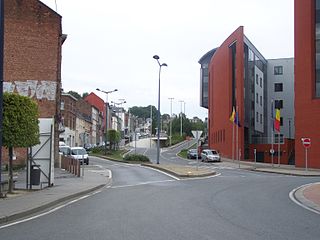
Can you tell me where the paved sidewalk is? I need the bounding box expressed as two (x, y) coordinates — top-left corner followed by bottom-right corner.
(0, 167), (111, 225)
(292, 182), (320, 214)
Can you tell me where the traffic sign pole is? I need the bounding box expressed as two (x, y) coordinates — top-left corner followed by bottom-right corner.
(301, 138), (311, 171)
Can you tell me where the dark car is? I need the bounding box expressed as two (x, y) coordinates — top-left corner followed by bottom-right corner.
(187, 149), (200, 159)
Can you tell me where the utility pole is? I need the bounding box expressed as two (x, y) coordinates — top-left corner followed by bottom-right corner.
(168, 98), (174, 146)
(179, 100), (184, 136)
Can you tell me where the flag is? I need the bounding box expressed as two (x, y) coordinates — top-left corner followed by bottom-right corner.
(234, 111), (241, 127)
(274, 108), (280, 132)
(229, 107), (235, 122)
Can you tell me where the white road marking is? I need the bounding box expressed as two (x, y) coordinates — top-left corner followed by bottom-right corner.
(111, 179), (176, 189)
(289, 183), (320, 215)
(0, 190), (102, 229)
(139, 165), (180, 180)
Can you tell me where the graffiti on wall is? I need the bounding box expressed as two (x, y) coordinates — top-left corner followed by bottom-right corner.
(3, 80), (57, 101)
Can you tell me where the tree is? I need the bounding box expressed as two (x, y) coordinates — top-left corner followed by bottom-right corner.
(3, 93), (40, 192)
(67, 90), (81, 99)
(82, 92), (89, 99)
(108, 129), (121, 150)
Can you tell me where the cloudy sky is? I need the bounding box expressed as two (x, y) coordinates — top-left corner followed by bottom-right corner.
(41, 0), (294, 120)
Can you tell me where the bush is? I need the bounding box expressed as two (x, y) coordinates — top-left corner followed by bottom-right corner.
(123, 154), (150, 162)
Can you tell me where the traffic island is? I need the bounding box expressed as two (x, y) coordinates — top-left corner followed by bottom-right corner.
(141, 163), (216, 178)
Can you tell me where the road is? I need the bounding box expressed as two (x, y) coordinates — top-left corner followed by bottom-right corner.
(0, 141), (319, 240)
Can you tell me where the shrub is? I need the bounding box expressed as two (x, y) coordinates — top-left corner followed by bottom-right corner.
(123, 154), (150, 162)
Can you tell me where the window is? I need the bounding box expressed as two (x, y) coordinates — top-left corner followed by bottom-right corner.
(260, 96), (262, 106)
(260, 77), (262, 87)
(280, 117), (283, 126)
(61, 101), (65, 110)
(274, 83), (283, 92)
(256, 74), (258, 84)
(260, 114), (262, 124)
(274, 66), (283, 75)
(256, 112), (259, 122)
(256, 93), (259, 103)
(275, 100), (283, 109)
(274, 134), (284, 144)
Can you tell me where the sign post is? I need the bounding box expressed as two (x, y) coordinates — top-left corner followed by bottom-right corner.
(301, 138), (311, 171)
(192, 131), (203, 171)
(254, 148), (257, 169)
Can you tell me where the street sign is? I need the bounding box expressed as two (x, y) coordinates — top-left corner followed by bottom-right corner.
(191, 130), (203, 140)
(302, 138), (311, 148)
(270, 149), (275, 154)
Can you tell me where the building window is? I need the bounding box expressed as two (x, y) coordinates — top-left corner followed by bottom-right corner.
(280, 117), (283, 126)
(61, 101), (65, 110)
(256, 74), (258, 84)
(260, 96), (262, 106)
(274, 66), (283, 75)
(274, 134), (284, 144)
(275, 100), (283, 109)
(274, 83), (283, 92)
(256, 93), (259, 103)
(260, 77), (262, 87)
(256, 112), (259, 122)
(260, 114), (262, 124)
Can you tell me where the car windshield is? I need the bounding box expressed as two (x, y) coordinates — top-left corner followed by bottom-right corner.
(71, 148), (87, 155)
(207, 150), (218, 155)
(59, 147), (70, 155)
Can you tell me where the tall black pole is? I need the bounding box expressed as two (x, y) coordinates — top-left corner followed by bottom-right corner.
(156, 66), (161, 164)
(0, 0), (4, 195)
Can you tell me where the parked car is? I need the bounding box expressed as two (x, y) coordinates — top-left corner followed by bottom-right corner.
(187, 149), (200, 159)
(59, 145), (71, 156)
(201, 149), (221, 162)
(70, 147), (89, 165)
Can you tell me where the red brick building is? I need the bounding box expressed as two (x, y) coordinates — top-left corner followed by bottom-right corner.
(294, 0), (320, 168)
(3, 0), (65, 165)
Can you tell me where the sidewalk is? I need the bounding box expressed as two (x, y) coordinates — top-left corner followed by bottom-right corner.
(0, 167), (111, 225)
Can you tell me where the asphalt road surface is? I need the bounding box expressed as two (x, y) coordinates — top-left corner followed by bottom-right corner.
(0, 147), (319, 240)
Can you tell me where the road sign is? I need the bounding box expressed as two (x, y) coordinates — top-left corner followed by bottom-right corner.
(270, 149), (275, 154)
(191, 131), (203, 140)
(302, 138), (311, 148)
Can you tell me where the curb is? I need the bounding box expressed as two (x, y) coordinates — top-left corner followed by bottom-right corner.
(251, 168), (320, 177)
(141, 163), (216, 178)
(289, 183), (320, 215)
(0, 180), (110, 225)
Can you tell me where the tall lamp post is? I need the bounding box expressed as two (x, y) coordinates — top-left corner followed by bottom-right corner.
(96, 88), (118, 154)
(153, 55), (167, 164)
(179, 100), (184, 136)
(168, 97), (174, 146)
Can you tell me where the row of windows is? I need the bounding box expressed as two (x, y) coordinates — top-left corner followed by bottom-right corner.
(256, 112), (263, 124)
(255, 74), (263, 87)
(256, 93), (263, 106)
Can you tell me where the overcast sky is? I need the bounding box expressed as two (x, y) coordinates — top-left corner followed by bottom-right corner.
(41, 0), (294, 120)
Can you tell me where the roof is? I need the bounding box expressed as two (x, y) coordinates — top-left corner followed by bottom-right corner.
(198, 48), (218, 64)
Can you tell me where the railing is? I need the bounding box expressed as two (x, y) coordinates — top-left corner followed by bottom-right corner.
(61, 155), (81, 177)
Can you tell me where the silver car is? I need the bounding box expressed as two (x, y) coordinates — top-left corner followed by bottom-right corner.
(201, 149), (221, 162)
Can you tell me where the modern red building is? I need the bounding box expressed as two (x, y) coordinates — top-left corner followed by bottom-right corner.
(294, 0), (320, 168)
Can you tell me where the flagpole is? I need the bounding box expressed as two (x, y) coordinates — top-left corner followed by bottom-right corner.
(232, 121), (235, 162)
(271, 100), (274, 168)
(278, 131), (280, 167)
(236, 105), (240, 168)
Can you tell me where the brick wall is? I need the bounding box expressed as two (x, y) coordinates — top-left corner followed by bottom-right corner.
(2, 0), (63, 165)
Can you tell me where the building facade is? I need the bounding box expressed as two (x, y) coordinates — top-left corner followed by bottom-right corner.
(294, 0), (320, 168)
(3, 0), (65, 164)
(60, 93), (77, 146)
(206, 26), (295, 165)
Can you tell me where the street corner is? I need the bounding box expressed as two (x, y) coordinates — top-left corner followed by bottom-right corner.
(290, 182), (320, 215)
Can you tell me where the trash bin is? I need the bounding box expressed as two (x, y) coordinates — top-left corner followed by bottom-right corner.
(31, 165), (41, 185)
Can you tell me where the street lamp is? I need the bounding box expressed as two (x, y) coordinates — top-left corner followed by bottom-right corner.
(179, 100), (184, 136)
(168, 97), (174, 146)
(153, 55), (167, 164)
(96, 88), (118, 154)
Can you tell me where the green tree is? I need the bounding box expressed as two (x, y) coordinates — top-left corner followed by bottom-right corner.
(3, 93), (40, 192)
(108, 129), (121, 150)
(67, 90), (81, 99)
